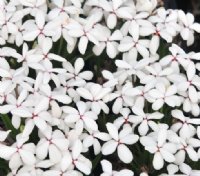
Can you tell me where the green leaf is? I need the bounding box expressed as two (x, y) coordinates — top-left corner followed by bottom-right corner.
(92, 153), (102, 171)
(0, 158), (9, 174)
(0, 114), (19, 138)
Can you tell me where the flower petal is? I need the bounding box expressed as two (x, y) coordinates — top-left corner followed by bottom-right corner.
(117, 144), (133, 163)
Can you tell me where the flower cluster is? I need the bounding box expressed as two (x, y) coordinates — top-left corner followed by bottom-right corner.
(0, 0), (200, 175)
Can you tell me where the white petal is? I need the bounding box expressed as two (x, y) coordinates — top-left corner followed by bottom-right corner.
(106, 42), (117, 58)
(0, 68), (12, 77)
(23, 31), (39, 41)
(171, 110), (185, 121)
(149, 89), (163, 98)
(61, 151), (72, 171)
(110, 30), (123, 41)
(158, 129), (167, 147)
(181, 28), (190, 40)
(75, 57), (84, 74)
(115, 60), (131, 69)
(106, 123), (119, 140)
(117, 144), (133, 163)
(160, 149), (175, 162)
(11, 108), (32, 118)
(42, 37), (52, 54)
(22, 120), (35, 137)
(107, 13), (117, 29)
(0, 144), (16, 160)
(102, 140), (118, 155)
(150, 35), (159, 54)
(0, 130), (10, 142)
(120, 134), (139, 144)
(83, 116), (98, 131)
(34, 97), (49, 114)
(153, 152), (164, 170)
(140, 136), (156, 147)
(75, 160), (91, 175)
(9, 153), (21, 169)
(36, 141), (49, 160)
(138, 121), (149, 136)
(186, 146), (198, 161)
(76, 101), (87, 115)
(174, 150), (185, 165)
(165, 85), (177, 96)
(152, 99), (164, 110)
(78, 36), (88, 55)
(112, 98), (122, 114)
(35, 118), (48, 132)
(187, 62), (195, 80)
(72, 139), (82, 159)
(191, 23), (200, 33)
(132, 106), (145, 116)
(76, 87), (93, 100)
(0, 105), (14, 114)
(129, 21), (139, 41)
(188, 86), (198, 103)
(36, 10), (45, 28)
(19, 150), (36, 165)
(136, 44), (149, 58)
(101, 160), (112, 173)
(53, 94), (72, 104)
(48, 53), (66, 62)
(49, 144), (62, 163)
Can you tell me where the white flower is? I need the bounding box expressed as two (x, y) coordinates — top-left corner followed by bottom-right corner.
(140, 23), (173, 54)
(114, 108), (138, 129)
(38, 61), (66, 88)
(48, 0), (81, 20)
(1, 0), (200, 174)
(136, 0), (157, 12)
(178, 10), (200, 46)
(60, 139), (92, 175)
(132, 105), (164, 135)
(102, 70), (118, 88)
(21, 97), (52, 137)
(178, 61), (200, 104)
(93, 29), (123, 58)
(115, 55), (150, 84)
(98, 0), (132, 29)
(118, 32), (150, 58)
(40, 84), (72, 104)
(148, 83), (181, 110)
(23, 10), (55, 41)
(102, 123), (139, 163)
(19, 0), (47, 16)
(140, 129), (177, 170)
(63, 57), (93, 86)
(36, 126), (69, 163)
(36, 37), (67, 64)
(0, 134), (36, 170)
(171, 110), (200, 139)
(63, 101), (98, 132)
(175, 137), (200, 164)
(76, 83), (111, 114)
(100, 159), (134, 176)
(66, 17), (99, 54)
(149, 8), (180, 36)
(0, 8), (18, 41)
(111, 82), (139, 114)
(159, 44), (186, 73)
(140, 63), (173, 87)
(82, 130), (110, 155)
